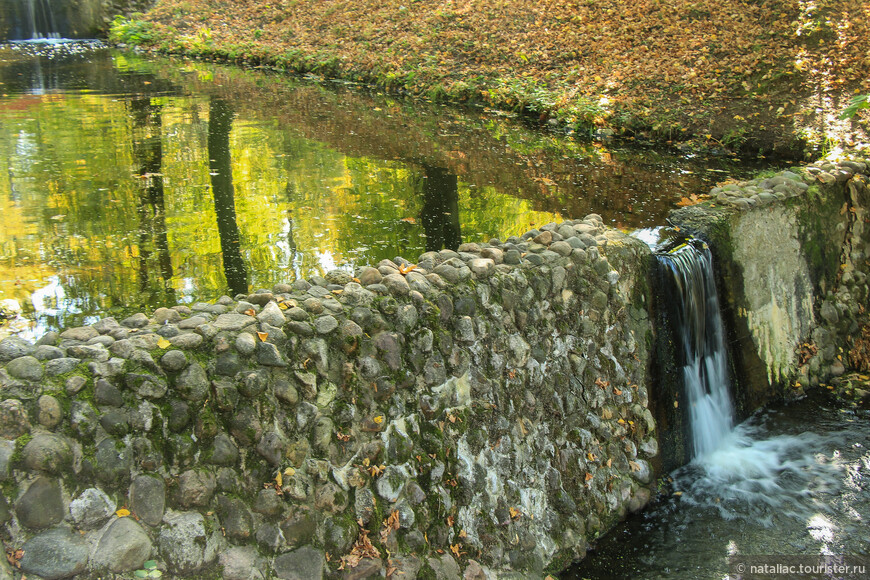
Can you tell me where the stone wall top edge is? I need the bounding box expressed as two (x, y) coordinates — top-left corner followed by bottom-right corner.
(669, 154), (869, 233)
(1, 213), (643, 347)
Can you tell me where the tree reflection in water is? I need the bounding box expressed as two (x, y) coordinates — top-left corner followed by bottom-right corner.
(419, 164), (462, 252)
(207, 96), (249, 296)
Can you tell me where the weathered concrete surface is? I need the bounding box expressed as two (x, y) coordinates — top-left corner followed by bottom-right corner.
(671, 153), (870, 415)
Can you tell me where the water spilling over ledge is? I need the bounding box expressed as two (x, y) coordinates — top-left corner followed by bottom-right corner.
(657, 239), (734, 459)
(571, 188), (870, 578)
(0, 0), (147, 42)
(656, 236), (849, 524)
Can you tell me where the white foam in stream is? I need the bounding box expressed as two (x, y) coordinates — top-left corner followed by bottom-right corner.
(675, 421), (845, 525)
(658, 239), (845, 526)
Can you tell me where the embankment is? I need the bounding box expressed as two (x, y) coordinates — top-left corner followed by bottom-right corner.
(109, 0), (870, 155)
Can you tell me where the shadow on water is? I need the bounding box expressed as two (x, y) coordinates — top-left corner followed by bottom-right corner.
(129, 97), (175, 300)
(419, 165), (462, 252)
(0, 43), (786, 338)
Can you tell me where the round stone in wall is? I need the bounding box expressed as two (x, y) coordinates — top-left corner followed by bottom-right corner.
(69, 487), (116, 529)
(19, 526), (89, 580)
(158, 510), (219, 574)
(129, 475), (166, 527)
(91, 516), (153, 573)
(0, 399), (30, 439)
(16, 476), (64, 530)
(22, 433), (73, 474)
(6, 355), (43, 382)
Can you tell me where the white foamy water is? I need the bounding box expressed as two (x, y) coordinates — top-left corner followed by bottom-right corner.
(658, 241), (734, 457)
(674, 419), (845, 525)
(659, 239), (845, 525)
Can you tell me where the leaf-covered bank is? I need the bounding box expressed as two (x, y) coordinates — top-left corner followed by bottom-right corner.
(111, 0), (870, 157)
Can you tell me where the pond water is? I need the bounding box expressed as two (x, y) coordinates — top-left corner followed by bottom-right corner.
(0, 42), (778, 340)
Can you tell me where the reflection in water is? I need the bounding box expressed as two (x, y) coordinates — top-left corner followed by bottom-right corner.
(0, 45), (783, 339)
(129, 98), (175, 300)
(419, 165), (462, 252)
(207, 97), (249, 295)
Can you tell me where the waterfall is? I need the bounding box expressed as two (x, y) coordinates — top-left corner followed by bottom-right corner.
(7, 0), (64, 41)
(657, 239), (733, 459)
(655, 235), (844, 524)
(26, 0), (61, 40)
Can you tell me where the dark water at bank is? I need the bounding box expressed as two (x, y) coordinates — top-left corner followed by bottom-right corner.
(567, 395), (870, 579)
(0, 42), (781, 339)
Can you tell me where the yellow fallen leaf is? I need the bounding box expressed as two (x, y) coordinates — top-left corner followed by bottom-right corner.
(373, 415), (384, 424)
(257, 331), (268, 342)
(157, 338), (171, 349)
(116, 508), (131, 517)
(283, 467), (295, 477)
(276, 471), (283, 487)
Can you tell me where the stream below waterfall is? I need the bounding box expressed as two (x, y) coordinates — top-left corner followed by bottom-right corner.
(567, 394), (870, 579)
(569, 237), (870, 579)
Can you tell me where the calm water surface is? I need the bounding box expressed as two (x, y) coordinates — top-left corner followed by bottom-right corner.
(0, 42), (780, 339)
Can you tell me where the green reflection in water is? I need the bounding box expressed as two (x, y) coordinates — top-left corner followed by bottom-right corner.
(0, 46), (566, 338)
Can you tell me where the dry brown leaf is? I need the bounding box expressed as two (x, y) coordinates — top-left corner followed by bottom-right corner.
(5, 548), (23, 569)
(340, 528), (380, 570)
(380, 510), (401, 544)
